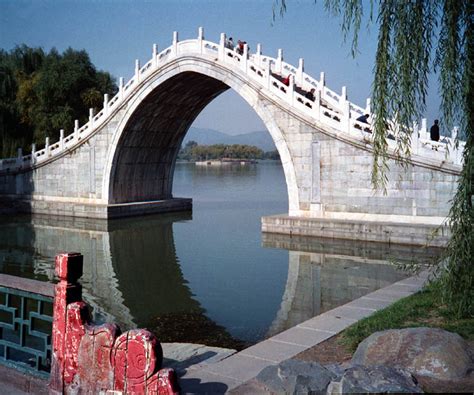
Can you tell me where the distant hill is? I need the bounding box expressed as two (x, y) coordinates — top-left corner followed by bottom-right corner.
(182, 127), (276, 152)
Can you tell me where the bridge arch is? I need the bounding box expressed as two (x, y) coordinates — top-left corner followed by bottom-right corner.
(103, 58), (300, 213)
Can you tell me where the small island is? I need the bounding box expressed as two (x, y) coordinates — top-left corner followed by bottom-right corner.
(178, 140), (280, 164)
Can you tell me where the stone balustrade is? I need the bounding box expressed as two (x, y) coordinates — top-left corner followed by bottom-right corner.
(0, 27), (466, 173)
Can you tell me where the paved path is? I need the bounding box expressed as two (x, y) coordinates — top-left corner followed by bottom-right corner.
(178, 271), (430, 393)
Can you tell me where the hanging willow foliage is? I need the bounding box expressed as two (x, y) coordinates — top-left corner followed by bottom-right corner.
(274, 0), (473, 317)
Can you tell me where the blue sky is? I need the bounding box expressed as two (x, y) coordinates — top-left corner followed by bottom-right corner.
(0, 0), (439, 135)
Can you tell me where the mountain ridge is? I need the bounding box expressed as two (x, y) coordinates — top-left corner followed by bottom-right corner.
(182, 127), (276, 152)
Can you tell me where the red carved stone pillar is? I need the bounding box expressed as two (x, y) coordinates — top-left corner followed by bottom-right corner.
(49, 253), (179, 394)
(50, 252), (84, 394)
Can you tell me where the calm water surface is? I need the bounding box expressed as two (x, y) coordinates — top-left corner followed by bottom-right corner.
(0, 161), (440, 346)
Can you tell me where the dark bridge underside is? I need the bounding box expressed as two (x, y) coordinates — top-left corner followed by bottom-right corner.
(110, 71), (229, 203)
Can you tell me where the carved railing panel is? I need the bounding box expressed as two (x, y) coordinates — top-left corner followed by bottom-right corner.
(0, 274), (54, 378)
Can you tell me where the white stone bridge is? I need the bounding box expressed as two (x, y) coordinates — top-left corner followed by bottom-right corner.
(0, 28), (463, 245)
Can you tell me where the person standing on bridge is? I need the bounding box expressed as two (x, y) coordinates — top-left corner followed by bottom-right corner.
(430, 119), (440, 141)
(236, 40), (245, 55)
(225, 37), (234, 50)
(305, 88), (316, 101)
(356, 113), (370, 124)
(282, 74), (292, 86)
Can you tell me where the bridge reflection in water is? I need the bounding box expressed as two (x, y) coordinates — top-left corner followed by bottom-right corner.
(263, 233), (442, 337)
(0, 214), (442, 345)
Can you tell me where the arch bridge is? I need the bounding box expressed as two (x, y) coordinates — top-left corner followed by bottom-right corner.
(0, 28), (463, 246)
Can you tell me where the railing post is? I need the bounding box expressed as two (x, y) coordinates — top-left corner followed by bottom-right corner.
(89, 108), (94, 128)
(31, 143), (36, 164)
(341, 86), (347, 114)
(452, 126), (461, 164)
(320, 71), (326, 96)
(219, 33), (226, 61)
(152, 43), (158, 67)
(421, 118), (428, 140)
(288, 75), (295, 105)
(103, 94), (109, 116)
(60, 129), (64, 150)
(135, 59), (140, 83)
(265, 63), (272, 89)
(198, 26), (204, 53)
(241, 43), (249, 72)
(412, 121), (419, 154)
(343, 100), (351, 133)
(315, 89), (321, 119)
(119, 77), (124, 99)
(173, 31), (178, 56)
(341, 86), (347, 100)
(45, 137), (50, 157)
(50, 253), (84, 393)
(296, 58), (304, 86)
(255, 43), (262, 67)
(276, 49), (283, 74)
(451, 125), (458, 141)
(74, 120), (79, 139)
(366, 98), (371, 115)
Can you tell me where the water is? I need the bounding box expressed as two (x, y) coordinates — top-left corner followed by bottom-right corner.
(0, 161), (441, 347)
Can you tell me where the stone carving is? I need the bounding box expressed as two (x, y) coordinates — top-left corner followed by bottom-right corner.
(49, 252), (179, 394)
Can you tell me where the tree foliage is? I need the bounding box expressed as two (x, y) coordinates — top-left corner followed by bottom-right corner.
(178, 142), (277, 161)
(0, 45), (117, 157)
(275, 0), (473, 317)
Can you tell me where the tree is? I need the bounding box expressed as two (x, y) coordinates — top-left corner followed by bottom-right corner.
(0, 45), (118, 155)
(275, 0), (473, 317)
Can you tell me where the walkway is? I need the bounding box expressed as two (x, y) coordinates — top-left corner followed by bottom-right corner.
(178, 271), (430, 393)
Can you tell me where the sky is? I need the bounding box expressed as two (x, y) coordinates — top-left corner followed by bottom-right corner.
(0, 0), (440, 135)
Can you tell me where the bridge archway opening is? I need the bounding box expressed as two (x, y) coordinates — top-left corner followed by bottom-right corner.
(109, 71), (229, 203)
(107, 69), (298, 213)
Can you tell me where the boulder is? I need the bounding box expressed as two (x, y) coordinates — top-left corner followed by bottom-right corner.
(340, 365), (422, 393)
(352, 327), (473, 380)
(254, 359), (334, 394)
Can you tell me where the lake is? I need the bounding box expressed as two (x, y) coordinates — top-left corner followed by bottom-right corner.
(0, 161), (440, 348)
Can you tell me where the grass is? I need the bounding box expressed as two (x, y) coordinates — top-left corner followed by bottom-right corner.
(340, 282), (474, 352)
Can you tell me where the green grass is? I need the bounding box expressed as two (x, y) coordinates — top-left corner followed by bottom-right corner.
(340, 283), (474, 352)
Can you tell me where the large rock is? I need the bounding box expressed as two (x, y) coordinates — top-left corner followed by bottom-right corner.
(254, 359), (334, 394)
(340, 365), (422, 393)
(352, 327), (473, 380)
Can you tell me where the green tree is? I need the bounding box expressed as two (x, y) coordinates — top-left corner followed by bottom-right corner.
(178, 142), (265, 161)
(0, 53), (19, 157)
(0, 45), (117, 155)
(275, 0), (473, 317)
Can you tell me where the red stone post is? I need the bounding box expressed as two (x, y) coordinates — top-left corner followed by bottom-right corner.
(49, 253), (179, 394)
(50, 252), (85, 393)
